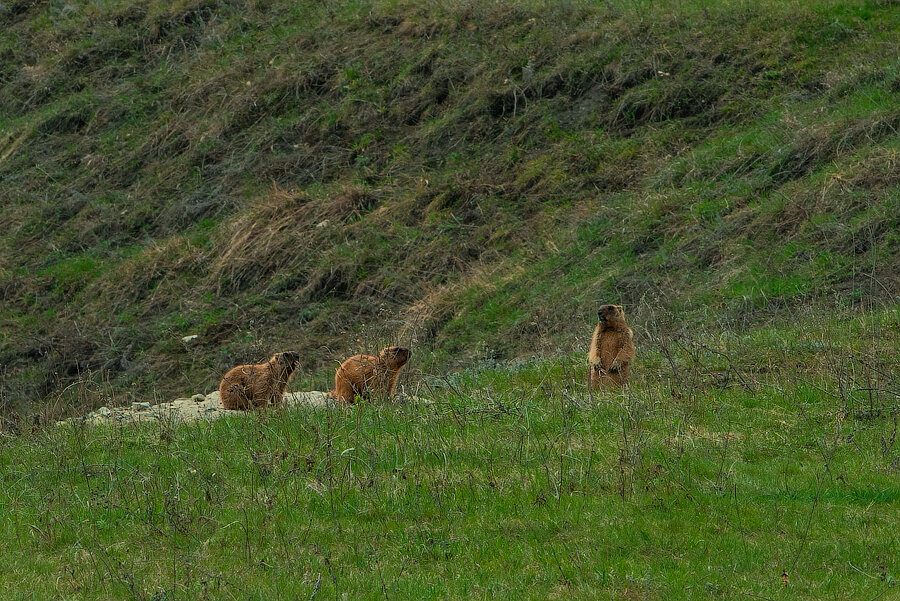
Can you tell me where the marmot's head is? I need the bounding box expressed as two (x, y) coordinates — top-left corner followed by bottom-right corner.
(597, 304), (626, 324)
(273, 351), (302, 372)
(379, 346), (411, 369)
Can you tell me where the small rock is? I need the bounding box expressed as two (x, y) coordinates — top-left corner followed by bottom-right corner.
(181, 334), (200, 344)
(132, 402), (151, 411)
(96, 407), (111, 417)
(204, 406), (219, 413)
(191, 394), (206, 403)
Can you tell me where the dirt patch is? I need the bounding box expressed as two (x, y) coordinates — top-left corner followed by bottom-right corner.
(61, 390), (333, 427)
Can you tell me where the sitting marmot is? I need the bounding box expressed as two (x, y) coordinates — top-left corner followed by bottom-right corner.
(328, 346), (411, 404)
(589, 305), (635, 389)
(219, 351), (301, 410)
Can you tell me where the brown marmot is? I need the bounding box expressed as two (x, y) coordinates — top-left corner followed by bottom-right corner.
(328, 346), (411, 404)
(219, 351), (301, 410)
(588, 305), (635, 389)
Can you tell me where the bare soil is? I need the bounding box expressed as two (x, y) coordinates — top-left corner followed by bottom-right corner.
(64, 390), (333, 426)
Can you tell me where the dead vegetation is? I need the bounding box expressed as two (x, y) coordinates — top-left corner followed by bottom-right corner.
(1, 0), (899, 416)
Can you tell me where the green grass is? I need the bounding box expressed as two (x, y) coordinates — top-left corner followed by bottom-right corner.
(2, 318), (898, 599)
(3, 35), (887, 585)
(38, 254), (104, 295)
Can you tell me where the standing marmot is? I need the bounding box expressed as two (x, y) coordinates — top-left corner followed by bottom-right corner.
(328, 346), (411, 404)
(588, 305), (635, 389)
(219, 351), (301, 410)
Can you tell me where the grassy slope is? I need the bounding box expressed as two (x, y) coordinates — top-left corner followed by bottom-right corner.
(1, 0), (898, 414)
(2, 3), (900, 597)
(1, 311), (898, 599)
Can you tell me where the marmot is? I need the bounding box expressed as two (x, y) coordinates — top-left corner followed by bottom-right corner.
(328, 346), (411, 404)
(588, 305), (635, 389)
(219, 351), (301, 410)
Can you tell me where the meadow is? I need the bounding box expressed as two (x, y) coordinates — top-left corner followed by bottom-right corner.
(2, 307), (897, 599)
(1, 0), (899, 597)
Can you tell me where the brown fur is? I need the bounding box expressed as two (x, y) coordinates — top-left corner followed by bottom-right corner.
(219, 351), (301, 410)
(588, 305), (635, 389)
(328, 346), (411, 404)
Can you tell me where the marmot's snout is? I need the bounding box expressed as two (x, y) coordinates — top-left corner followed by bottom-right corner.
(386, 346), (411, 366)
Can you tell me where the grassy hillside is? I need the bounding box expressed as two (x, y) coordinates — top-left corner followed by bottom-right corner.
(1, 0), (899, 417)
(2, 1), (900, 596)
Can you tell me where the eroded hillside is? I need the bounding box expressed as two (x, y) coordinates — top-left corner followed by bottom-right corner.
(1, 0), (898, 414)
